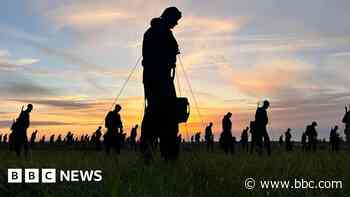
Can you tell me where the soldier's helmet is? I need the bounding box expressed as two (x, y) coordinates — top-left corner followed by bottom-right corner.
(27, 104), (33, 111)
(115, 104), (122, 112)
(161, 7), (182, 21)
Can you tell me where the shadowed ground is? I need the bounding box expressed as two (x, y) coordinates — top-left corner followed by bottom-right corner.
(0, 143), (349, 197)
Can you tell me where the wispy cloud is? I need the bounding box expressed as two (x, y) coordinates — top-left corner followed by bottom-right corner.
(222, 57), (314, 97)
(0, 48), (40, 71)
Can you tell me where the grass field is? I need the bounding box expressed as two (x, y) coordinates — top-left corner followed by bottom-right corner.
(0, 143), (349, 197)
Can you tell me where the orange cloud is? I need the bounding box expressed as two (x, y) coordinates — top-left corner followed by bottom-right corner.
(222, 58), (314, 96)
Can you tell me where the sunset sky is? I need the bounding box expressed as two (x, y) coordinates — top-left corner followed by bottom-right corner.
(1, 0), (350, 141)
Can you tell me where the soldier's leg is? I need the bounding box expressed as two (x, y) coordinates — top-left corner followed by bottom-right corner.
(104, 137), (111, 154)
(24, 136), (29, 157)
(140, 108), (157, 161)
(14, 137), (22, 156)
(115, 135), (121, 154)
(263, 131), (271, 155)
(256, 133), (263, 155)
(250, 136), (255, 154)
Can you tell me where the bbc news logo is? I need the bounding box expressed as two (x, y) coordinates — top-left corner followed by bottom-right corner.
(8, 168), (103, 183)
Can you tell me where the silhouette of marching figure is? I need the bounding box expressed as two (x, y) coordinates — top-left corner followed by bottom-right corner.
(91, 126), (103, 151)
(301, 132), (307, 151)
(0, 134), (2, 144)
(56, 134), (62, 145)
(285, 128), (293, 152)
(249, 121), (258, 154)
(240, 126), (249, 152)
(205, 122), (214, 152)
(49, 134), (55, 145)
(10, 104), (33, 157)
(195, 132), (201, 144)
(140, 7), (183, 161)
(40, 136), (45, 144)
(30, 130), (38, 147)
(305, 121), (318, 152)
(3, 134), (7, 144)
(279, 135), (283, 147)
(329, 125), (340, 152)
(130, 125), (138, 151)
(342, 105), (350, 146)
(220, 112), (234, 154)
(104, 104), (123, 154)
(255, 100), (271, 155)
(65, 131), (74, 145)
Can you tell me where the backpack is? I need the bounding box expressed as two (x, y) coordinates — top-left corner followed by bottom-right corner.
(174, 97), (190, 123)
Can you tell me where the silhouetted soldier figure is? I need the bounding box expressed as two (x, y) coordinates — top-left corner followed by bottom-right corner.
(241, 127), (249, 152)
(285, 128), (292, 152)
(3, 134), (7, 144)
(104, 104), (123, 154)
(195, 132), (201, 144)
(221, 112), (234, 154)
(255, 100), (271, 155)
(65, 131), (74, 145)
(130, 125), (138, 151)
(279, 135), (283, 147)
(330, 125), (340, 152)
(301, 132), (307, 151)
(92, 126), (102, 151)
(305, 121), (318, 152)
(342, 105), (350, 146)
(11, 104), (33, 157)
(56, 134), (62, 144)
(49, 135), (55, 145)
(205, 122), (214, 152)
(140, 7), (182, 160)
(0, 134), (2, 144)
(30, 130), (38, 148)
(249, 121), (258, 154)
(80, 135), (85, 144)
(40, 136), (45, 144)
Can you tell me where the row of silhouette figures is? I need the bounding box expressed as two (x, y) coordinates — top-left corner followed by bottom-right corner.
(3, 101), (350, 158)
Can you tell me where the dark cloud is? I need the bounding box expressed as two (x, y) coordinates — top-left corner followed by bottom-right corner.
(0, 120), (72, 128)
(0, 80), (54, 98)
(9, 99), (91, 109)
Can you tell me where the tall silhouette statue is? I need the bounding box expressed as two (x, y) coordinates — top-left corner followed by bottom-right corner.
(56, 134), (62, 144)
(301, 132), (307, 151)
(255, 100), (271, 155)
(130, 124), (138, 151)
(240, 126), (249, 152)
(10, 104), (33, 157)
(205, 122), (214, 152)
(305, 121), (318, 152)
(3, 134), (7, 144)
(195, 132), (201, 144)
(329, 125), (340, 152)
(91, 126), (103, 151)
(30, 130), (38, 146)
(140, 7), (182, 160)
(249, 121), (258, 154)
(342, 105), (350, 145)
(285, 128), (292, 152)
(279, 135), (283, 147)
(220, 112), (234, 154)
(104, 104), (123, 154)
(49, 134), (55, 144)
